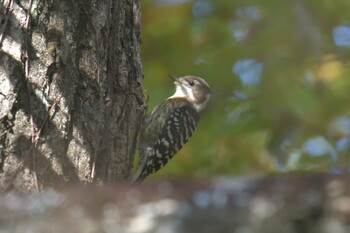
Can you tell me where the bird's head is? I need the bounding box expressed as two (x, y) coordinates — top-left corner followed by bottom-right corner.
(168, 75), (211, 112)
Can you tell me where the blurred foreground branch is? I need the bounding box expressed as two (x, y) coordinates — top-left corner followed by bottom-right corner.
(0, 173), (349, 233)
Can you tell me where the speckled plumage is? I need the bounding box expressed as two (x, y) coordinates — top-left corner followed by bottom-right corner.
(131, 75), (210, 183)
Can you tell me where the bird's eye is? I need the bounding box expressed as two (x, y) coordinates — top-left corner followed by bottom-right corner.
(188, 81), (195, 86)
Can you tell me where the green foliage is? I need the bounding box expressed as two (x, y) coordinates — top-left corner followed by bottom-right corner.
(141, 0), (350, 181)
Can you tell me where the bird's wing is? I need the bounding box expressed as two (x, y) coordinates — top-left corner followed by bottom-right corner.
(131, 100), (199, 183)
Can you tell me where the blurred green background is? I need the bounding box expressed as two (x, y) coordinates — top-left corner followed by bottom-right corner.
(139, 0), (350, 181)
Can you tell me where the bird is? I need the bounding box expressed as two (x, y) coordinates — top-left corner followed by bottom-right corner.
(131, 74), (210, 183)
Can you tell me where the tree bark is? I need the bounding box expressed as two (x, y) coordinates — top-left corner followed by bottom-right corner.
(0, 0), (143, 191)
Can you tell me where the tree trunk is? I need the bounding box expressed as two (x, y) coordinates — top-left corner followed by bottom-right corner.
(0, 0), (143, 192)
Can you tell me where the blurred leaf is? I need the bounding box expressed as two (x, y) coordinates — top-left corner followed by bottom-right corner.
(141, 0), (350, 181)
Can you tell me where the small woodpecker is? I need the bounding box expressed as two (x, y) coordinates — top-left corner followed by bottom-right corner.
(131, 74), (210, 183)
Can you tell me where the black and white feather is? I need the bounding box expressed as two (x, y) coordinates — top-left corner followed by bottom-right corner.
(131, 75), (210, 183)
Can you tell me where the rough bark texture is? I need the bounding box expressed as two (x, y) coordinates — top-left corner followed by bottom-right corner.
(0, 0), (143, 191)
(0, 174), (350, 233)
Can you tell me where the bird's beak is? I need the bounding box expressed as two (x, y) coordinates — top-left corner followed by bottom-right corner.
(168, 74), (180, 84)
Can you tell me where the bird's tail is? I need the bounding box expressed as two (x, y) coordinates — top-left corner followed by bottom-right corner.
(130, 168), (146, 183)
(130, 151), (147, 183)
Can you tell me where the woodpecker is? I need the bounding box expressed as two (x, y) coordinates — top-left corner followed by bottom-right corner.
(131, 75), (211, 183)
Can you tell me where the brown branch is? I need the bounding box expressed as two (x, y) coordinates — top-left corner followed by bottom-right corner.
(24, 0), (34, 141)
(22, 0), (39, 192)
(35, 96), (62, 141)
